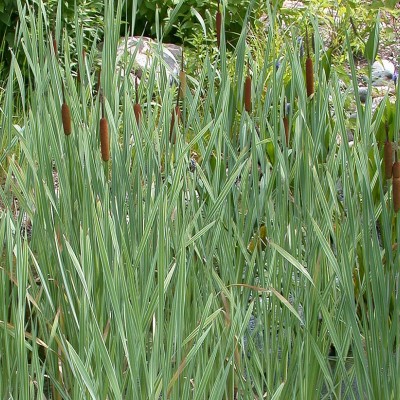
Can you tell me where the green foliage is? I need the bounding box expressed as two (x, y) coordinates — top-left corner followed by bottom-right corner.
(128, 0), (254, 44)
(44, 0), (104, 44)
(1, 1), (400, 399)
(0, 0), (19, 81)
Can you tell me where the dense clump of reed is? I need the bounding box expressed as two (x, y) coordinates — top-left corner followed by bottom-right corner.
(393, 154), (400, 212)
(133, 75), (142, 124)
(61, 84), (71, 136)
(216, 0), (222, 48)
(100, 94), (110, 162)
(305, 27), (314, 98)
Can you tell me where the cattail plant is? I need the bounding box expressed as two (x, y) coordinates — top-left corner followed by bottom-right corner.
(133, 75), (142, 124)
(393, 153), (400, 212)
(170, 84), (182, 144)
(100, 94), (110, 162)
(244, 62), (252, 113)
(305, 27), (314, 98)
(179, 51), (186, 99)
(384, 126), (393, 179)
(216, 0), (222, 48)
(61, 83), (71, 136)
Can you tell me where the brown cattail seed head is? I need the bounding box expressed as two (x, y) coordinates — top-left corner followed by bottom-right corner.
(283, 116), (289, 145)
(134, 103), (142, 124)
(244, 75), (252, 113)
(100, 117), (109, 161)
(61, 103), (72, 135)
(133, 75), (141, 124)
(179, 70), (186, 98)
(392, 161), (400, 212)
(306, 57), (314, 97)
(384, 141), (393, 179)
(216, 8), (222, 48)
(53, 37), (58, 58)
(169, 105), (181, 144)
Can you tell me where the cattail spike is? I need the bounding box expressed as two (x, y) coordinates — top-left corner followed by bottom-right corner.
(244, 76), (252, 113)
(100, 97), (109, 161)
(283, 116), (289, 145)
(134, 75), (142, 124)
(306, 57), (314, 97)
(134, 103), (142, 125)
(52, 32), (58, 58)
(244, 62), (252, 113)
(61, 82), (71, 135)
(170, 105), (181, 144)
(384, 140), (393, 179)
(179, 71), (186, 98)
(176, 82), (182, 106)
(62, 103), (72, 136)
(135, 75), (139, 104)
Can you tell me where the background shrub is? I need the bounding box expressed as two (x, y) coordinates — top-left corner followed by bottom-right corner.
(124, 0), (254, 44)
(0, 0), (19, 81)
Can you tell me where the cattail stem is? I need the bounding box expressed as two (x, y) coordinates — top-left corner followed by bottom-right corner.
(100, 96), (110, 162)
(393, 155), (400, 212)
(216, 0), (222, 48)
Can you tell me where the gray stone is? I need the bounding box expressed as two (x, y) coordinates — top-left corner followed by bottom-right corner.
(115, 36), (182, 84)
